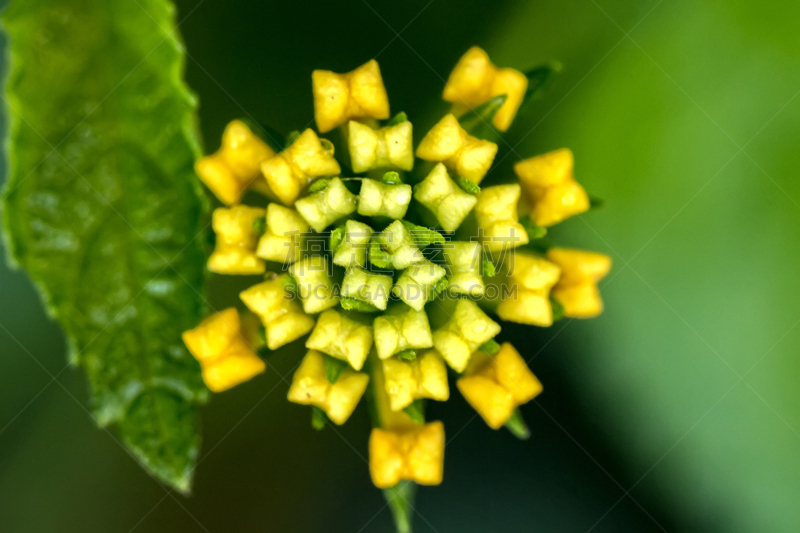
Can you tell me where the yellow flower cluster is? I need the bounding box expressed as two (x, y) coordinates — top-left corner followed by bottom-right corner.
(185, 49), (613, 499)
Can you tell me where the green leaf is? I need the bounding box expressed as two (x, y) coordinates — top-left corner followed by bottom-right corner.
(308, 178), (331, 194)
(519, 216), (548, 240)
(383, 480), (416, 533)
(381, 171), (401, 185)
(385, 111), (408, 127)
(458, 94), (507, 141)
(340, 297), (380, 313)
(397, 349), (417, 361)
(2, 0), (208, 491)
(479, 338), (501, 355)
(311, 406), (328, 430)
(482, 253), (496, 278)
(504, 408), (531, 440)
(455, 176), (480, 195)
(323, 354), (349, 383)
(402, 400), (425, 424)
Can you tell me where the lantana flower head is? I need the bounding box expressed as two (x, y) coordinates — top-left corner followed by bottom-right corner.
(184, 47), (610, 531)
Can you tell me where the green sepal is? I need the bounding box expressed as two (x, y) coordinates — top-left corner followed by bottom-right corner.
(252, 216), (267, 236)
(479, 338), (501, 355)
(397, 349), (417, 361)
(383, 480), (416, 533)
(482, 253), (496, 278)
(525, 237), (554, 254)
(329, 225), (346, 253)
(458, 94), (507, 140)
(505, 408), (531, 440)
(340, 297), (381, 313)
(401, 221), (445, 249)
(520, 217), (548, 240)
(402, 400), (425, 424)
(285, 130), (301, 148)
(550, 296), (566, 322)
(257, 326), (267, 348)
(238, 118), (286, 153)
(430, 276), (450, 301)
(368, 241), (394, 270)
(308, 178), (331, 194)
(455, 176), (481, 195)
(589, 195), (605, 210)
(385, 111), (408, 127)
(382, 171), (402, 185)
(311, 406), (328, 430)
(522, 63), (560, 105)
(323, 354), (349, 383)
(281, 274), (299, 293)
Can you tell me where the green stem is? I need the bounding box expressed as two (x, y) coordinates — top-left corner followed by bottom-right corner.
(384, 480), (416, 533)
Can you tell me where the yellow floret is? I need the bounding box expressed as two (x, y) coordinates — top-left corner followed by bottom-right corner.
(496, 253), (561, 326)
(432, 298), (501, 372)
(369, 421), (445, 488)
(348, 120), (414, 173)
(294, 177), (358, 232)
(239, 275), (315, 350)
(513, 148), (590, 227)
(383, 350), (449, 411)
(288, 255), (339, 314)
(260, 129), (341, 205)
(415, 114), (497, 183)
(443, 46), (528, 132)
(373, 302), (434, 360)
(333, 220), (373, 269)
(305, 309), (373, 371)
(413, 163), (477, 232)
(312, 59), (391, 133)
(207, 205), (266, 275)
(392, 260), (447, 311)
(546, 248), (612, 318)
(255, 204), (308, 266)
(357, 179), (412, 220)
(195, 120), (276, 205)
(182, 308), (265, 392)
(442, 241), (485, 296)
(474, 184), (529, 253)
(341, 267), (393, 311)
(287, 350), (370, 425)
(457, 342), (542, 429)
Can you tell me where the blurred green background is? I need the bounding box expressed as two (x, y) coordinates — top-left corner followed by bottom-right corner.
(2, 0), (800, 531)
